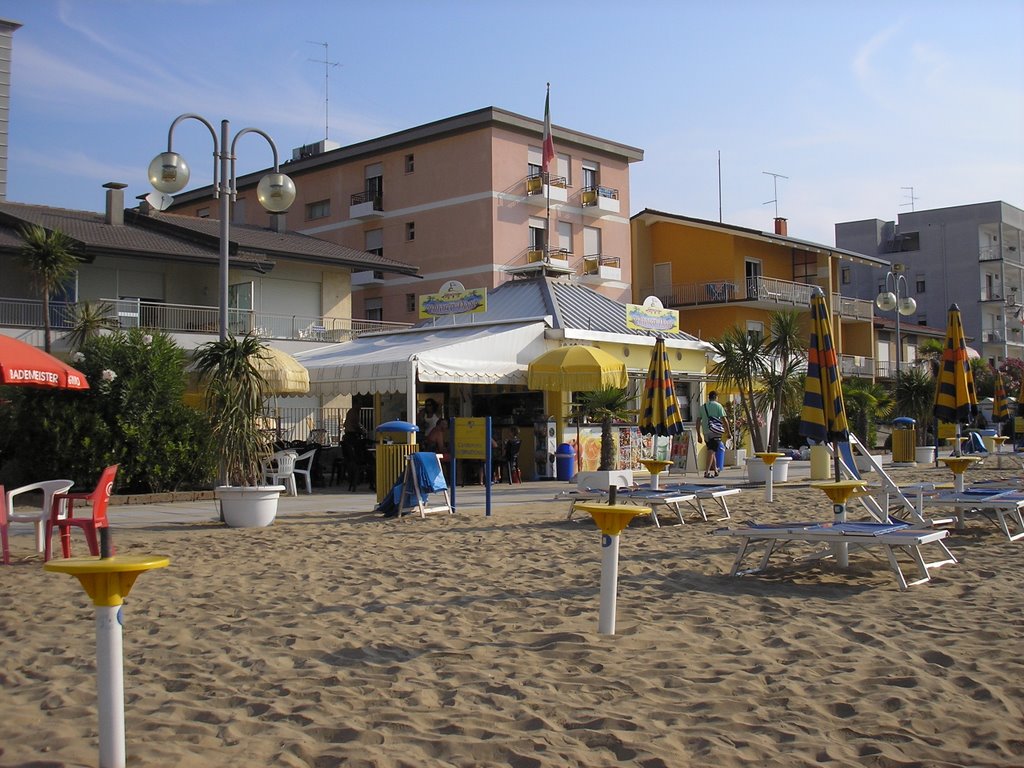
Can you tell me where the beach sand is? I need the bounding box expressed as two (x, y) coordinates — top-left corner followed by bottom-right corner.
(2, 464), (1023, 767)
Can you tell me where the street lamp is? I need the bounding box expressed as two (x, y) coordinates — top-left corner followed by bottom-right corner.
(876, 271), (917, 378)
(147, 114), (296, 341)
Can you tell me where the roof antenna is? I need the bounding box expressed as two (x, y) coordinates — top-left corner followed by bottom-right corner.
(762, 171), (788, 219)
(900, 186), (918, 212)
(308, 41), (341, 141)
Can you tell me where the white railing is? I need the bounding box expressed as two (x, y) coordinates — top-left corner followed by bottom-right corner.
(840, 355), (874, 378)
(831, 293), (873, 321)
(0, 297), (411, 342)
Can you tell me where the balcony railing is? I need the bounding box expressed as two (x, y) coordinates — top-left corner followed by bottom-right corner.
(840, 354), (874, 378)
(349, 190), (383, 209)
(0, 297), (411, 343)
(581, 254), (620, 275)
(831, 293), (874, 321)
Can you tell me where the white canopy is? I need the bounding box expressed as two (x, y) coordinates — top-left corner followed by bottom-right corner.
(295, 321), (551, 396)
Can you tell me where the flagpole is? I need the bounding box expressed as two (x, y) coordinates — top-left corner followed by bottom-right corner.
(544, 82), (551, 264)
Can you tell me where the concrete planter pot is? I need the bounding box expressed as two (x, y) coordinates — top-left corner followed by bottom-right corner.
(216, 485), (285, 528)
(745, 456), (792, 483)
(915, 446), (937, 465)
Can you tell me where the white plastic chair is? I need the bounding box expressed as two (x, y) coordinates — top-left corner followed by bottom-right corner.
(2, 479), (74, 564)
(292, 448), (317, 495)
(262, 451), (298, 496)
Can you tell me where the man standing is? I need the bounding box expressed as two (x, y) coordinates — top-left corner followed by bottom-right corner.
(696, 391), (730, 478)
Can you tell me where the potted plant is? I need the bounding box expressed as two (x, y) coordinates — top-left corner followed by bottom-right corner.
(894, 366), (937, 464)
(192, 333), (284, 527)
(573, 387), (635, 489)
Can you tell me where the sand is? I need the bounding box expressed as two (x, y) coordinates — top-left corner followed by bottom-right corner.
(2, 464), (1024, 767)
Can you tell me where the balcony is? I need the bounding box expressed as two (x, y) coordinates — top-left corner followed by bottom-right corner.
(504, 247), (573, 278)
(0, 297), (411, 347)
(349, 190), (383, 219)
(577, 255), (622, 285)
(831, 293), (874, 321)
(351, 270), (385, 286)
(579, 185), (620, 217)
(840, 354), (874, 378)
(525, 173), (568, 206)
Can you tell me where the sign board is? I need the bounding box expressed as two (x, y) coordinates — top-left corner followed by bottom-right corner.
(625, 302), (680, 334)
(453, 417), (488, 460)
(419, 280), (487, 319)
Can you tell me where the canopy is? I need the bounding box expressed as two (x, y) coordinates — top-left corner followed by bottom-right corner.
(296, 322), (550, 395)
(0, 334), (89, 390)
(527, 345), (627, 392)
(639, 337), (684, 437)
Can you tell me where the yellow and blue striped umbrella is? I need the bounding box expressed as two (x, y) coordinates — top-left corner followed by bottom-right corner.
(992, 370), (1010, 424)
(933, 303), (978, 427)
(639, 337), (684, 437)
(799, 289), (849, 448)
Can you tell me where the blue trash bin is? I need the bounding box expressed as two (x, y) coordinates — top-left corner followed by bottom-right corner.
(555, 443), (576, 481)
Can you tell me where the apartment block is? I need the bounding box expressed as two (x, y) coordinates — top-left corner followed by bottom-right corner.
(836, 201), (1024, 367)
(169, 107), (643, 324)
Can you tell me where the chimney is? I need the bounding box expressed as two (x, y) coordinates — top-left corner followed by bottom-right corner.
(774, 217), (788, 236)
(104, 182), (128, 225)
(270, 212), (287, 233)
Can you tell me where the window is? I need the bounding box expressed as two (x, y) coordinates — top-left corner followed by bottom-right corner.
(916, 277), (926, 293)
(556, 221), (572, 253)
(365, 297), (383, 322)
(583, 226), (601, 256)
(841, 267), (851, 285)
(405, 222), (415, 242)
(529, 216), (546, 252)
(557, 153), (570, 185)
(306, 199), (330, 220)
(406, 293), (416, 312)
(746, 320), (764, 344)
(404, 154), (414, 173)
(792, 251), (816, 284)
(365, 228), (383, 257)
(582, 160), (598, 191)
(527, 146), (542, 178)
(364, 163), (383, 200)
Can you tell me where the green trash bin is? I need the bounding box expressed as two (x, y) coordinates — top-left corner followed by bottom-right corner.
(891, 417), (916, 464)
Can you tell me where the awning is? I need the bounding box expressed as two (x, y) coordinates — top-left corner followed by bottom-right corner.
(295, 321), (550, 395)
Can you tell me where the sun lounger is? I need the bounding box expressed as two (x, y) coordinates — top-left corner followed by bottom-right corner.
(659, 483), (740, 521)
(563, 487), (697, 527)
(713, 520), (957, 591)
(921, 488), (1024, 542)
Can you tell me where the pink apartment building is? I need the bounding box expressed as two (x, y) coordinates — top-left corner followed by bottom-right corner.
(169, 107), (644, 324)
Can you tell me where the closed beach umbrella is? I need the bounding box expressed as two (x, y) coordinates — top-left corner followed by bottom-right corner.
(798, 288), (849, 479)
(933, 303), (978, 456)
(250, 346), (310, 396)
(992, 370), (1009, 424)
(0, 334), (89, 390)
(527, 345), (626, 392)
(639, 337), (684, 438)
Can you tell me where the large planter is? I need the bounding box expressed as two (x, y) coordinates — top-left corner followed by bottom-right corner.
(854, 453), (875, 474)
(216, 485), (285, 528)
(915, 446), (936, 464)
(724, 448), (747, 467)
(576, 470), (633, 491)
(745, 456), (792, 483)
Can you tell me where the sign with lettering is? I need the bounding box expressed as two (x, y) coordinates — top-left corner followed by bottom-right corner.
(419, 280), (487, 319)
(625, 303), (680, 333)
(453, 417), (488, 459)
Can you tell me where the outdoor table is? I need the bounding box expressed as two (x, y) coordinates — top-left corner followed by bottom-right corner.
(575, 502), (647, 635)
(812, 479), (868, 568)
(939, 455), (980, 493)
(638, 458), (673, 490)
(755, 452), (786, 502)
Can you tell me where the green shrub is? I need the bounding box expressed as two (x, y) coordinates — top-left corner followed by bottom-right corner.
(0, 329), (215, 492)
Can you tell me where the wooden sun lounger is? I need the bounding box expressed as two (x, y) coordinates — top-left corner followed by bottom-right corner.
(713, 521), (957, 591)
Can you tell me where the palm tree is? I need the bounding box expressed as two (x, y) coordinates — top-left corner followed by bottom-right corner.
(762, 310), (806, 450)
(66, 301), (116, 351)
(576, 387), (633, 471)
(843, 377), (894, 448)
(894, 367), (935, 446)
(916, 338), (944, 377)
(17, 224), (80, 353)
(709, 325), (767, 453)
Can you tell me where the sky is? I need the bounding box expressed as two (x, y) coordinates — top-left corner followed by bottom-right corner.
(2, 0), (1022, 247)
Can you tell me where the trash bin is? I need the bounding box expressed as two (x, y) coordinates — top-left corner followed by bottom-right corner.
(375, 420), (419, 503)
(555, 443), (576, 481)
(891, 416), (916, 464)
(809, 444), (831, 480)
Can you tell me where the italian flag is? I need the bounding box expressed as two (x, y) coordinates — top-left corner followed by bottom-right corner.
(542, 85), (554, 175)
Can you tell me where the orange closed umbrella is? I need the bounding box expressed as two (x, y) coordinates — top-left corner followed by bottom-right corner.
(0, 335), (89, 390)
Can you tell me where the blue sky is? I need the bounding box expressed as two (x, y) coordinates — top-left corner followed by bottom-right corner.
(3, 0), (1022, 246)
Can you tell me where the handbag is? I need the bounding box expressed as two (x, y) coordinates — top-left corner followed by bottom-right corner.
(704, 404), (725, 437)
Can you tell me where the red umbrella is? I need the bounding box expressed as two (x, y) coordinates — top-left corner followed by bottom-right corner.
(0, 335), (90, 390)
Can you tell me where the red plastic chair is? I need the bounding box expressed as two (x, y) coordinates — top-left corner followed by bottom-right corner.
(44, 465), (119, 562)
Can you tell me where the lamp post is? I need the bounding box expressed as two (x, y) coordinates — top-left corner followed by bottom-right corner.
(876, 271), (917, 378)
(147, 114), (296, 341)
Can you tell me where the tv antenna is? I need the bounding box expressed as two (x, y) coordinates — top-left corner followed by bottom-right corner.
(900, 186), (918, 212)
(308, 41), (340, 141)
(762, 170), (788, 218)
